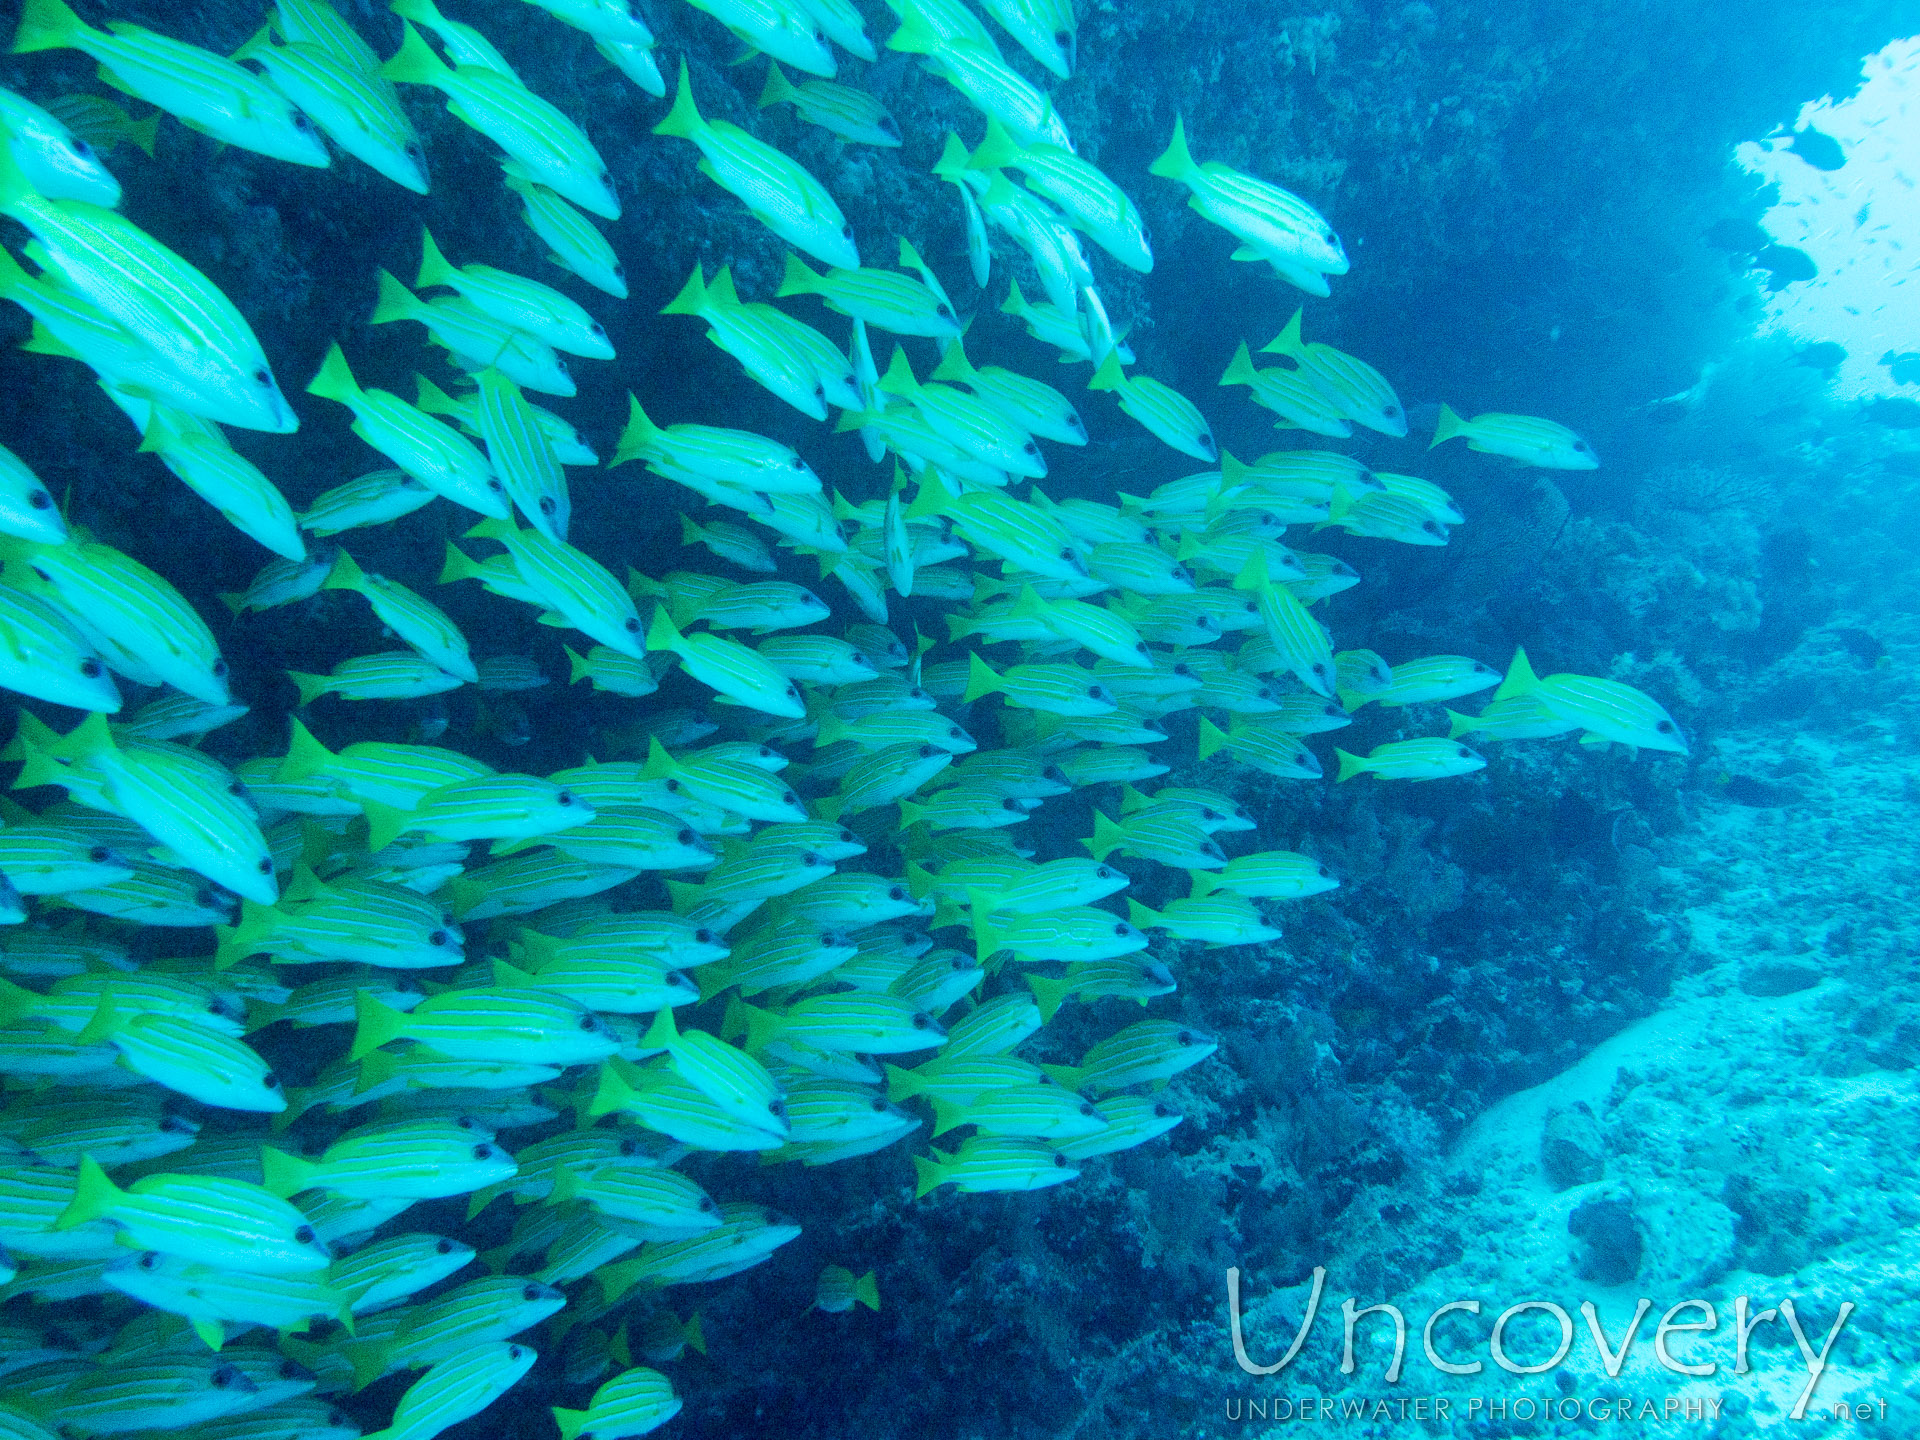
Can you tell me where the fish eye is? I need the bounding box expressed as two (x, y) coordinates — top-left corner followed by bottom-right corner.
(577, 1013), (599, 1030)
(597, 169), (611, 185)
(557, 791), (575, 806)
(1052, 1152), (1068, 1167)
(476, 1143), (496, 1159)
(294, 112), (314, 132)
(1097, 865), (1114, 879)
(488, 478), (505, 492)
(1024, 441), (1038, 455)
(436, 1237), (455, 1253)
(841, 224), (853, 239)
(938, 304), (953, 320)
(1176, 1029), (1193, 1045)
(677, 828), (694, 844)
(1318, 865), (1332, 877)
(699, 1194), (717, 1210)
(257, 857), (274, 874)
(295, 1225), (316, 1244)
(263, 1071), (280, 1088)
(71, 138), (94, 159)
(539, 496), (557, 515)
(88, 845), (109, 863)
(1575, 440), (1590, 451)
(428, 929), (451, 947)
(252, 366), (271, 386)
(212, 1367), (238, 1389)
(590, 322), (606, 338)
(782, 790), (799, 806)
(510, 1345), (525, 1360)
(695, 927), (717, 944)
(665, 778), (681, 792)
(613, 263), (625, 279)
(80, 658), (103, 678)
(624, 617), (641, 632)
(213, 659), (229, 677)
(522, 1283), (543, 1302)
(139, 1252), (159, 1269)
(1085, 685), (1101, 699)
(911, 1011), (931, 1028)
(406, 142), (424, 160)
(888, 885), (906, 901)
(1658, 720), (1676, 733)
(1113, 922), (1129, 936)
(28, 488), (50, 509)
(768, 1098), (785, 1118)
(802, 851), (822, 867)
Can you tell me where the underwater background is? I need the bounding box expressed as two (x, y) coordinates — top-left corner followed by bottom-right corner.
(1, 0), (1918, 1436)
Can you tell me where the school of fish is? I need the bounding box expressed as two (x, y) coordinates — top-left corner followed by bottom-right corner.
(0, 0), (1687, 1434)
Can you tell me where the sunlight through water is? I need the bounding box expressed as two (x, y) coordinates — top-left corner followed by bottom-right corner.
(1737, 34), (1920, 400)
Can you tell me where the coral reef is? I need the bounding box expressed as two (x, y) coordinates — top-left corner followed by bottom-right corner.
(1, 1), (1916, 1437)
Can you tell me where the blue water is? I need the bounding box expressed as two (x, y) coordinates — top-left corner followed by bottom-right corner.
(3, 0), (1918, 1436)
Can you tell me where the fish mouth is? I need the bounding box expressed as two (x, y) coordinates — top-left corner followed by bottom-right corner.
(264, 385), (300, 434)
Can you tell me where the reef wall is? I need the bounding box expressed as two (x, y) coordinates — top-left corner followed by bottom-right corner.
(2, 1), (1914, 1437)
